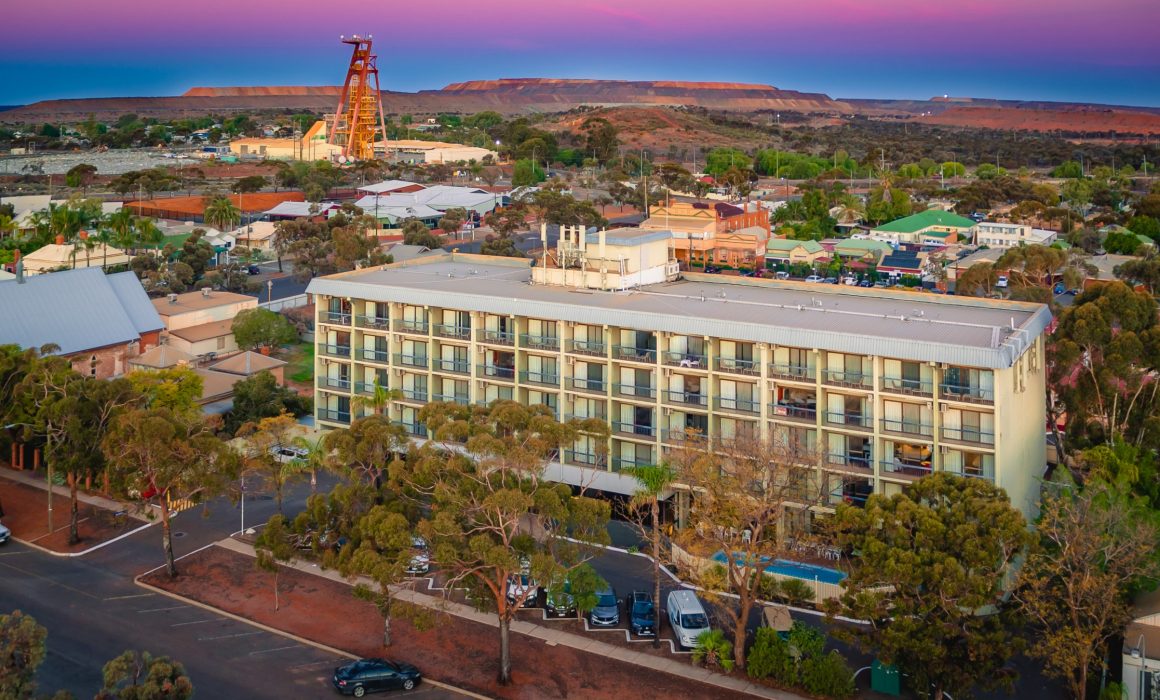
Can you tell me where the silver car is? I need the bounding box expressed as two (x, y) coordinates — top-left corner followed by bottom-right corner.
(0, 521), (10, 545)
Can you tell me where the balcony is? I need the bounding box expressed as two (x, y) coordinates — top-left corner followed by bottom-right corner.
(565, 410), (609, 423)
(434, 358), (470, 375)
(563, 450), (605, 467)
(661, 428), (709, 446)
(881, 376), (933, 397)
(355, 315), (390, 331)
(880, 418), (934, 438)
(612, 422), (657, 439)
(825, 452), (872, 473)
(395, 319), (429, 335)
(319, 377), (351, 392)
(569, 377), (607, 394)
(662, 351), (708, 369)
(614, 384), (657, 400)
(393, 353), (429, 370)
(399, 388), (428, 403)
(394, 420), (427, 438)
(715, 357), (760, 376)
(663, 390), (709, 408)
(568, 339), (606, 357)
(613, 345), (658, 364)
(611, 456), (650, 472)
(947, 466), (995, 482)
(478, 364), (515, 381)
(432, 393), (470, 406)
(939, 383), (994, 404)
(477, 329), (514, 346)
(769, 363), (813, 382)
(359, 348), (390, 363)
(941, 426), (996, 446)
(317, 408), (351, 424)
(318, 310), (351, 325)
(432, 324), (471, 341)
(354, 381), (384, 395)
(320, 344), (351, 359)
(520, 334), (560, 351)
(823, 369), (872, 389)
(824, 411), (874, 430)
(714, 397), (760, 415)
(769, 403), (817, 424)
(519, 370), (560, 387)
(880, 458), (932, 479)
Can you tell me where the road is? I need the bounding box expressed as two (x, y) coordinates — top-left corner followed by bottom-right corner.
(0, 476), (469, 700)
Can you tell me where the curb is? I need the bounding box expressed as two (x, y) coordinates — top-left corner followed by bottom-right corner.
(132, 577), (494, 700)
(10, 519), (155, 558)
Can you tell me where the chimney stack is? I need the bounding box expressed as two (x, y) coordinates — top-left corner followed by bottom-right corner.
(14, 250), (24, 284)
(55, 234), (65, 245)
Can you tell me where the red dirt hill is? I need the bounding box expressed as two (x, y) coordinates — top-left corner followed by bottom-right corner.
(918, 105), (1160, 135)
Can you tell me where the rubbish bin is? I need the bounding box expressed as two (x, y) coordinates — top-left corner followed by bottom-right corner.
(871, 660), (901, 696)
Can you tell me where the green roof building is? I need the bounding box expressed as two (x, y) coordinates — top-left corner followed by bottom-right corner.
(871, 209), (977, 244)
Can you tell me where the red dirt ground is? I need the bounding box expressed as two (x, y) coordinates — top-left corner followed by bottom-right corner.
(0, 471), (144, 554)
(919, 105), (1160, 135)
(144, 546), (756, 700)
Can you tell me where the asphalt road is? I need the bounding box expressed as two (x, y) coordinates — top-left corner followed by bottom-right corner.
(0, 476), (470, 700)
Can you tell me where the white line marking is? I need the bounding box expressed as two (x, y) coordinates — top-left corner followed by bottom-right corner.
(137, 605), (187, 613)
(249, 644), (302, 656)
(198, 631), (263, 641)
(171, 618), (217, 627)
(104, 593), (155, 601)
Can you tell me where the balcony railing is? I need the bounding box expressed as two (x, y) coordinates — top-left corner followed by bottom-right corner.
(614, 384), (657, 400)
(476, 329), (514, 346)
(880, 418), (934, 437)
(360, 348), (390, 363)
(611, 456), (651, 472)
(612, 422), (656, 438)
(824, 411), (874, 429)
(823, 369), (872, 389)
(769, 363), (813, 382)
(569, 377), (607, 393)
(393, 353), (429, 370)
(317, 408), (351, 424)
(946, 466), (995, 482)
(318, 311), (351, 325)
(399, 388), (428, 403)
(715, 357), (760, 376)
(662, 351), (708, 369)
(354, 381), (385, 395)
(519, 370), (560, 387)
(432, 324), (471, 340)
(435, 358), (470, 374)
(520, 334), (560, 351)
(395, 319), (429, 335)
(568, 339), (606, 357)
(355, 315), (390, 331)
(432, 393), (470, 406)
(394, 420), (427, 437)
(769, 403), (817, 422)
(563, 450), (605, 467)
(826, 452), (872, 472)
(880, 458), (932, 477)
(565, 411), (609, 423)
(939, 382), (994, 404)
(613, 345), (658, 363)
(478, 364), (515, 381)
(661, 428), (708, 445)
(663, 390), (708, 407)
(319, 377), (351, 391)
(321, 344), (351, 358)
(940, 426), (996, 446)
(881, 377), (934, 396)
(714, 397), (761, 415)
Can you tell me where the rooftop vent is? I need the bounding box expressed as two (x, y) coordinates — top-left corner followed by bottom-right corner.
(167, 293), (178, 304)
(201, 287), (212, 297)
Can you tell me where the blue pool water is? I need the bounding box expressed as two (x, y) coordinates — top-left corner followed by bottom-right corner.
(711, 552), (847, 585)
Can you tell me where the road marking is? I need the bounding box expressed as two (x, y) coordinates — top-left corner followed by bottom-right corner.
(248, 644), (302, 656)
(136, 605), (188, 613)
(104, 593), (155, 601)
(0, 560), (100, 599)
(198, 631), (263, 641)
(171, 618), (217, 627)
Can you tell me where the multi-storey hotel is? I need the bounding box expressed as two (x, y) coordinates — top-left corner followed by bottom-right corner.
(305, 226), (1050, 519)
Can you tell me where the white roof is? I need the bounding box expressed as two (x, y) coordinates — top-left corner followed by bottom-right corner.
(263, 201), (339, 218)
(358, 180), (422, 195)
(354, 185), (496, 214)
(227, 221), (277, 241)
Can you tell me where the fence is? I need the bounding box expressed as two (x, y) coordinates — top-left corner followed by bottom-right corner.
(670, 542), (851, 607)
(260, 293), (309, 313)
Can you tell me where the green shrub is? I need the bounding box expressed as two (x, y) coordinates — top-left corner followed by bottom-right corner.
(1099, 682), (1125, 700)
(800, 650), (855, 699)
(692, 629), (735, 672)
(788, 621), (825, 661)
(757, 574), (781, 600)
(777, 578), (814, 606)
(747, 627), (793, 681)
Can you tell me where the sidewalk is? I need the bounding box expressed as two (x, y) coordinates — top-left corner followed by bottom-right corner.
(216, 537), (800, 700)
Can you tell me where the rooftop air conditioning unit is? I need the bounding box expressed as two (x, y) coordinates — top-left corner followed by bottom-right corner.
(201, 287), (212, 297)
(167, 293), (178, 304)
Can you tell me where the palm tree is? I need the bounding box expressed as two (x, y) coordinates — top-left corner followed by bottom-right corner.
(134, 217), (164, 252)
(351, 377), (401, 417)
(290, 434), (329, 494)
(204, 196), (240, 232)
(0, 214), (17, 241)
(105, 208), (137, 254)
(93, 228), (115, 270)
(623, 461), (677, 649)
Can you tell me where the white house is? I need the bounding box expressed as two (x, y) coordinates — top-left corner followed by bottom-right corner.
(974, 222), (1057, 249)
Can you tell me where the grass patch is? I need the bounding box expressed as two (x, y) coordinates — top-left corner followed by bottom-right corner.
(287, 341), (314, 383)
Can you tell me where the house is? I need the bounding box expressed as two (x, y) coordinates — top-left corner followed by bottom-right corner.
(226, 221), (278, 253)
(974, 222), (1057, 249)
(765, 238), (826, 265)
(641, 201), (771, 268)
(128, 345), (197, 370)
(228, 120), (343, 161)
(0, 266), (162, 378)
(151, 288), (258, 360)
(831, 238), (895, 263)
(871, 210), (977, 246)
(877, 250), (926, 278)
(946, 248), (1005, 282)
(22, 234), (132, 275)
(1122, 589), (1160, 700)
(373, 140), (497, 165)
(208, 350), (287, 385)
(262, 201), (340, 220)
(354, 183), (500, 225)
(383, 243), (442, 263)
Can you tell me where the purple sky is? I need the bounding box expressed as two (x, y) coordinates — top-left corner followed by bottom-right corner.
(4, 0), (1159, 106)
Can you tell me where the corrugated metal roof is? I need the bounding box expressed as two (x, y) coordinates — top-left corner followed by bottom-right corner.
(106, 272), (165, 334)
(307, 260), (1052, 369)
(0, 268), (156, 356)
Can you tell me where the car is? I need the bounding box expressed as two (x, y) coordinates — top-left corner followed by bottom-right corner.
(545, 581), (576, 617)
(405, 536), (429, 575)
(703, 265), (721, 274)
(268, 444), (308, 463)
(667, 590), (711, 649)
(0, 520), (9, 545)
(247, 264), (261, 275)
(1053, 282), (1066, 295)
(996, 275), (1009, 288)
(1066, 288), (1080, 296)
(589, 586), (620, 627)
(804, 275), (824, 283)
(842, 276), (857, 286)
(858, 279), (873, 288)
(626, 590), (656, 636)
(774, 271), (790, 280)
(506, 573), (540, 608)
(332, 658), (421, 696)
(823, 277), (839, 285)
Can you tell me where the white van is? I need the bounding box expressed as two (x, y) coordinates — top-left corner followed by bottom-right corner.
(667, 590), (711, 649)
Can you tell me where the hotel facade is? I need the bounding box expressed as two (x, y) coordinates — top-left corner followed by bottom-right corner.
(306, 227), (1050, 518)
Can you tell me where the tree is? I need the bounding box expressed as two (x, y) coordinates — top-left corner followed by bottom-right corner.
(1016, 478), (1160, 700)
(1115, 256), (1160, 296)
(323, 415), (407, 486)
(237, 413), (306, 514)
(231, 308), (298, 352)
(231, 175), (267, 195)
(65, 163), (97, 195)
(581, 118), (619, 164)
(479, 233), (524, 258)
(203, 196), (239, 232)
(401, 401), (611, 684)
(1127, 215), (1160, 241)
(103, 408), (241, 577)
(290, 433), (328, 494)
(96, 650), (193, 700)
(955, 262), (999, 297)
(225, 371), (310, 435)
(254, 514), (298, 611)
(828, 474), (1030, 699)
(0, 610), (47, 700)
(624, 462), (676, 649)
(438, 207), (468, 237)
(351, 377), (400, 417)
(125, 366), (202, 415)
(705, 148), (752, 177)
(511, 159), (546, 187)
(400, 219), (442, 248)
(1104, 228), (1142, 255)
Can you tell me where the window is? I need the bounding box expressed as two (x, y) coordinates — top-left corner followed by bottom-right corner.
(89, 355), (97, 377)
(217, 336), (227, 350)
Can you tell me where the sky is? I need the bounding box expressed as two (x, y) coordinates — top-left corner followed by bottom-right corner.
(3, 0), (1159, 107)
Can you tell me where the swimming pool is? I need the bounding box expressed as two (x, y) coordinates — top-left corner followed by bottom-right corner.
(711, 552), (847, 585)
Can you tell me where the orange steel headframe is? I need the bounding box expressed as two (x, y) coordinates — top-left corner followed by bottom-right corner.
(328, 34), (388, 161)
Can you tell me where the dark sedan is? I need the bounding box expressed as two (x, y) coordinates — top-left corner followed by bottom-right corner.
(626, 590), (656, 636)
(333, 658), (421, 696)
